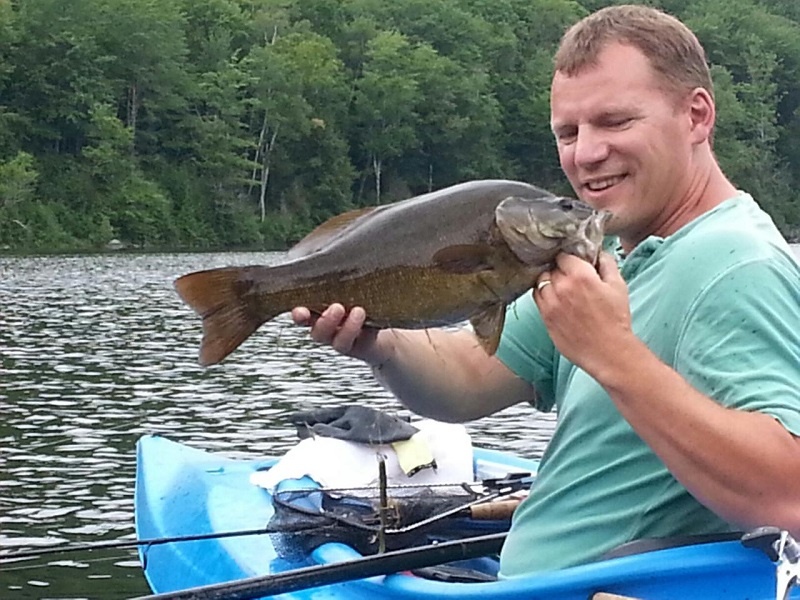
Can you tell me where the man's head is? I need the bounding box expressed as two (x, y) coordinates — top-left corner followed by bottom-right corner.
(554, 5), (713, 105)
(550, 5), (728, 250)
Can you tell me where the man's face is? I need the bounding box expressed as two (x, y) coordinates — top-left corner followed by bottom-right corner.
(550, 42), (698, 246)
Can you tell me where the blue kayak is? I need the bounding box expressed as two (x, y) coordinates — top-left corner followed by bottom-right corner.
(135, 434), (798, 600)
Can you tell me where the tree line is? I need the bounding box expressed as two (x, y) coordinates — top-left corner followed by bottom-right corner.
(0, 0), (798, 252)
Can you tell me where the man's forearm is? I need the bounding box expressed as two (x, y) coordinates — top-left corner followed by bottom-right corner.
(371, 328), (534, 423)
(596, 338), (800, 533)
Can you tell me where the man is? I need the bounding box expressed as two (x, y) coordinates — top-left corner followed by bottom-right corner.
(292, 5), (800, 575)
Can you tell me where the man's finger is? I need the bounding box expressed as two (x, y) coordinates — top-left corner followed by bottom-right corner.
(597, 252), (624, 283)
(555, 252), (596, 274)
(309, 303), (346, 343)
(291, 306), (312, 325)
(331, 306), (367, 354)
(535, 271), (553, 294)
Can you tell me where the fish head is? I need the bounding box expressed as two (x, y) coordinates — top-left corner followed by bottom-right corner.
(495, 195), (610, 265)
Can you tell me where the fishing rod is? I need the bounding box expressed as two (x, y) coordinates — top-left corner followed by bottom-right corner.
(0, 472), (531, 564)
(0, 498), (514, 566)
(1, 552), (140, 574)
(131, 531), (509, 600)
(0, 522), (329, 564)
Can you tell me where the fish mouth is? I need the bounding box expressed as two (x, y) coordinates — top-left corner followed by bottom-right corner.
(576, 210), (612, 264)
(494, 195), (609, 265)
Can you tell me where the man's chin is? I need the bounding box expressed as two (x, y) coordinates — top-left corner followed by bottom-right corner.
(600, 213), (623, 237)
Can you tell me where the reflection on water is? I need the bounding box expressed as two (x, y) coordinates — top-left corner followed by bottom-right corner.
(0, 252), (556, 599)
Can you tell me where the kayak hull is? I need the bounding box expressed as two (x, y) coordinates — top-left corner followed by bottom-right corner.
(135, 435), (796, 599)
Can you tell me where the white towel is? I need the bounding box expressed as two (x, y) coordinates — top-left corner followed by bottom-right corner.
(250, 419), (473, 496)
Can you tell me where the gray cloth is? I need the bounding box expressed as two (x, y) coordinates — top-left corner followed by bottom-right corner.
(291, 406), (419, 445)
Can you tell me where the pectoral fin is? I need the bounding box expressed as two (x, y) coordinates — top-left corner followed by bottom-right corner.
(433, 244), (495, 274)
(469, 304), (507, 355)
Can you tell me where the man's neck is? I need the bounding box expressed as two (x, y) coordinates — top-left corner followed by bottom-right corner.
(620, 153), (737, 253)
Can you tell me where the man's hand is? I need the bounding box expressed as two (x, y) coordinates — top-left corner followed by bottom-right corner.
(291, 303), (385, 365)
(534, 252), (636, 379)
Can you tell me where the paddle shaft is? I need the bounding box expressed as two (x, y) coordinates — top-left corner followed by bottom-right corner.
(131, 531), (507, 600)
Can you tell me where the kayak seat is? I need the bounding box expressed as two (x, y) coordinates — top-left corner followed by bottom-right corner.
(600, 531), (744, 560)
(410, 558), (500, 583)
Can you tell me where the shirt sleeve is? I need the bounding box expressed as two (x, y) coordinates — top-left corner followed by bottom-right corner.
(675, 257), (800, 435)
(495, 292), (559, 412)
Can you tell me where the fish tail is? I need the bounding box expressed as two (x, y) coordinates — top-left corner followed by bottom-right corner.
(174, 267), (275, 366)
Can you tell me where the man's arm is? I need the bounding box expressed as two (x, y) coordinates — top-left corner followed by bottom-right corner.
(602, 341), (800, 533)
(536, 252), (800, 534)
(292, 304), (536, 423)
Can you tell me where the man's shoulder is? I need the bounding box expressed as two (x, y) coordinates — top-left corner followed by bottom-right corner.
(667, 194), (794, 271)
(632, 195), (799, 320)
(669, 196), (799, 321)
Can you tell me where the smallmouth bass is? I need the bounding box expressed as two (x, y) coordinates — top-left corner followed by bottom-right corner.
(175, 180), (608, 365)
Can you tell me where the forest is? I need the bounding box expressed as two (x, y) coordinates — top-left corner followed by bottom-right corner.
(1, 0), (799, 252)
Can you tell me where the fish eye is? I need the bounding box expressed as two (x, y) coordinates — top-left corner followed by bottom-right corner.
(557, 198), (575, 211)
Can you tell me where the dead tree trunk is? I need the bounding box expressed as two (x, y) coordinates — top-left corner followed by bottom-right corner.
(373, 154), (382, 205)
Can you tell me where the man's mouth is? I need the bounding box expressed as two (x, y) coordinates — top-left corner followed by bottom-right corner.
(584, 175), (625, 192)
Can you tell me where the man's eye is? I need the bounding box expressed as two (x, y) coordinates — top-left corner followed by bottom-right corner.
(607, 117), (633, 128)
(556, 131), (577, 144)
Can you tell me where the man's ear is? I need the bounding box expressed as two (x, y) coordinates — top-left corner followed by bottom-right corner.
(687, 87), (715, 145)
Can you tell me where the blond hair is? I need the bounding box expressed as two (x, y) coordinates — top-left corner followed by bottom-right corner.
(554, 5), (713, 101)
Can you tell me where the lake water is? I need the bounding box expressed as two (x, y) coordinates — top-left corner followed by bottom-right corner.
(0, 252), (556, 599)
(1, 245), (799, 599)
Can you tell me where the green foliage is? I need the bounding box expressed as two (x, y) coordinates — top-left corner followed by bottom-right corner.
(0, 152), (43, 248)
(0, 0), (798, 253)
(685, 0), (800, 228)
(0, 151), (37, 209)
(0, 152), (79, 249)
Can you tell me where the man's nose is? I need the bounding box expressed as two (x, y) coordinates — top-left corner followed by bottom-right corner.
(574, 128), (610, 167)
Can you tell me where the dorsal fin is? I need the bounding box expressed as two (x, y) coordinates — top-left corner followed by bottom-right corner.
(287, 206), (377, 258)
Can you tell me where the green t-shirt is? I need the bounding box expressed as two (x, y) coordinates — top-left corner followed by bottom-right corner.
(496, 193), (800, 576)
